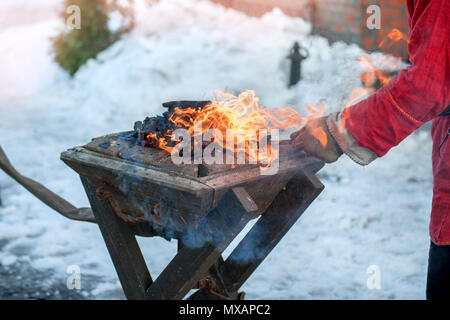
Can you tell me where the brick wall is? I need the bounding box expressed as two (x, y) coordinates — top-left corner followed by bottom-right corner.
(372, 0), (409, 59)
(211, 0), (313, 19)
(211, 0), (409, 60)
(312, 0), (363, 44)
(313, 0), (409, 59)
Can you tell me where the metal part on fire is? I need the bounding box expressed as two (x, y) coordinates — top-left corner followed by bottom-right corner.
(0, 145), (96, 223)
(288, 41), (309, 87)
(133, 100), (212, 150)
(162, 100), (211, 110)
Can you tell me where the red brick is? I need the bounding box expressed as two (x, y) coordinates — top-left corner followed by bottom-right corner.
(213, 0), (410, 60)
(384, 19), (408, 29)
(333, 24), (346, 32)
(389, 0), (405, 7)
(349, 24), (363, 34)
(363, 36), (375, 49)
(382, 8), (403, 18)
(344, 15), (357, 24)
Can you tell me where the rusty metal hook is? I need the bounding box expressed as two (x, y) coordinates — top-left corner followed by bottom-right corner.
(96, 183), (145, 224)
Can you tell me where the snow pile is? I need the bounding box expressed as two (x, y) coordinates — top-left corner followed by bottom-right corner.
(0, 0), (431, 299)
(0, 1), (63, 104)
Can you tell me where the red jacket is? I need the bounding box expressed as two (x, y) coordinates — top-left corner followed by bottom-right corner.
(344, 0), (450, 244)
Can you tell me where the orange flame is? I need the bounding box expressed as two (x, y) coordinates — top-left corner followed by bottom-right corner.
(378, 28), (410, 48)
(332, 29), (407, 135)
(147, 90), (326, 166)
(311, 127), (328, 148)
(359, 55), (395, 87)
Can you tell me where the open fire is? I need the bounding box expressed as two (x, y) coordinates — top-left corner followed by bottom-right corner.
(127, 27), (408, 170)
(132, 90), (325, 170)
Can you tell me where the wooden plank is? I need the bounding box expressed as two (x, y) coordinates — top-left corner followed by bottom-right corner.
(219, 171), (324, 294)
(62, 147), (211, 196)
(202, 157), (322, 211)
(81, 178), (153, 300)
(84, 133), (199, 177)
(200, 155), (322, 190)
(207, 256), (239, 300)
(199, 140), (323, 208)
(61, 141), (322, 232)
(146, 187), (257, 300)
(92, 182), (200, 233)
(61, 148), (214, 215)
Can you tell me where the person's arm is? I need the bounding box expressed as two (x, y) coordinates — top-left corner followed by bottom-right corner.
(292, 0), (450, 164)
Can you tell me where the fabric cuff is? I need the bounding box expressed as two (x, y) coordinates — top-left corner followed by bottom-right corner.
(326, 112), (378, 166)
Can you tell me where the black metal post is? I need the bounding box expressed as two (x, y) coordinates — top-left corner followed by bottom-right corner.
(288, 41), (309, 88)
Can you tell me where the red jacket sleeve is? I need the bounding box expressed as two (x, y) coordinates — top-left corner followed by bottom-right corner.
(344, 0), (450, 157)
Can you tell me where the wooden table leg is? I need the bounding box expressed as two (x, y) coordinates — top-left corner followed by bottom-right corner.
(146, 187), (257, 300)
(81, 177), (153, 300)
(219, 171), (324, 294)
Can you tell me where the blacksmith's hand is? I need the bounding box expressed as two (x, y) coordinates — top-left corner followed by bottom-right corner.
(290, 116), (343, 163)
(290, 113), (378, 166)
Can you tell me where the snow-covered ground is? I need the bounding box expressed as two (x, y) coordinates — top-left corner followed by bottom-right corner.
(0, 0), (433, 299)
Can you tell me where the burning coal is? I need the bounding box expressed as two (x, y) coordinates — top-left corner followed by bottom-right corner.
(129, 90), (325, 169)
(133, 100), (212, 152)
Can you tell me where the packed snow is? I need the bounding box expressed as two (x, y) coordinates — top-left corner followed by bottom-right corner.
(0, 0), (432, 299)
